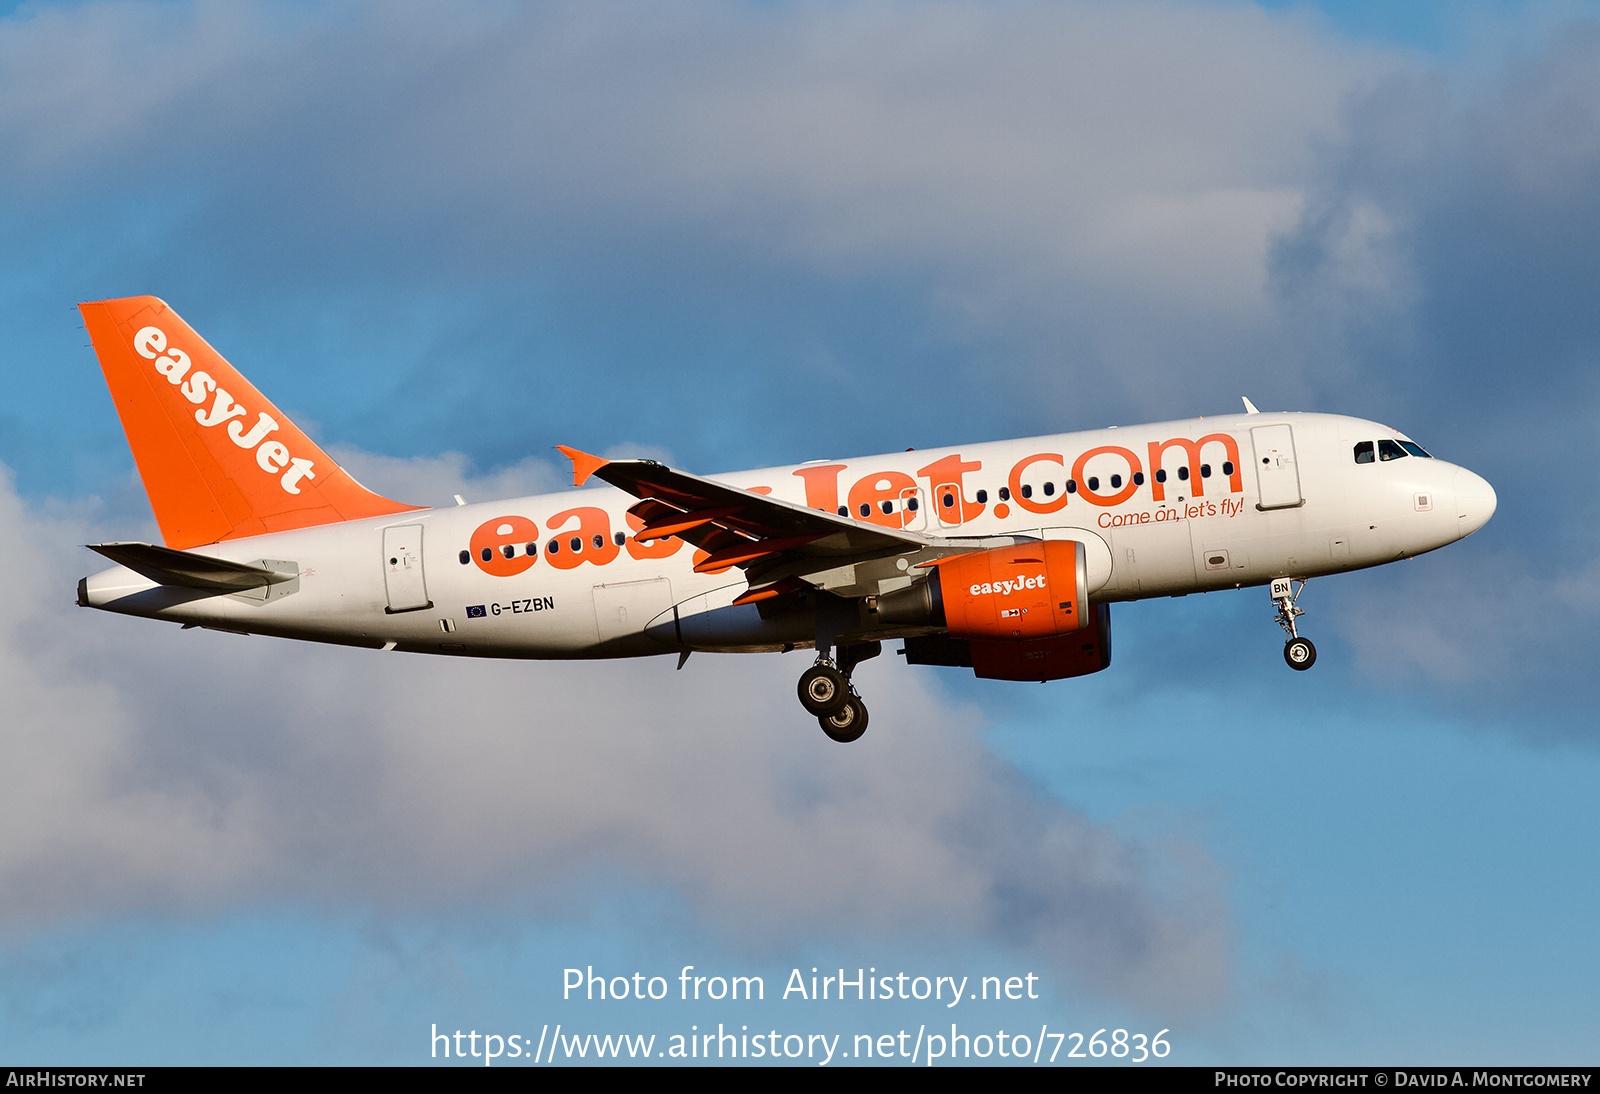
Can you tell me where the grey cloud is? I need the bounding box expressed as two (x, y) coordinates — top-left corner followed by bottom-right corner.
(0, 0), (1402, 437)
(1264, 20), (1600, 725)
(0, 461), (1229, 1014)
(1273, 22), (1600, 445)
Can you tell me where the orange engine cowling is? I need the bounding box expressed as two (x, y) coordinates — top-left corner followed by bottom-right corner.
(888, 540), (1110, 683)
(928, 539), (1088, 641)
(968, 602), (1111, 681)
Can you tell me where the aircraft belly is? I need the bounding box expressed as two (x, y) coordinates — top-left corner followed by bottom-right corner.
(650, 582), (815, 652)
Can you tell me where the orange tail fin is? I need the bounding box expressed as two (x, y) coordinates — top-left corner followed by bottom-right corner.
(81, 296), (424, 549)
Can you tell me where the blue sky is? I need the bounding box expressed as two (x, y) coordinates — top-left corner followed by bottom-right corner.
(2, 0), (1599, 1067)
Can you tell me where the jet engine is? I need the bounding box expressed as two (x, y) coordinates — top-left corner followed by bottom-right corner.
(882, 539), (1113, 682)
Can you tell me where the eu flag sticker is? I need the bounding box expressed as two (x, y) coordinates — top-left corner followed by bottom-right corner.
(466, 605), (487, 618)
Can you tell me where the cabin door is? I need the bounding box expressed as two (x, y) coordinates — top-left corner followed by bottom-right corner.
(1251, 425), (1304, 510)
(383, 524), (431, 612)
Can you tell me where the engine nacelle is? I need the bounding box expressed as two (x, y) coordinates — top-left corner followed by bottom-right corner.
(968, 602), (1111, 681)
(888, 540), (1110, 682)
(924, 539), (1088, 640)
(901, 602), (1112, 682)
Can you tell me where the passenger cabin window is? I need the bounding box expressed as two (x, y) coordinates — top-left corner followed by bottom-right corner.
(1378, 439), (1408, 462)
(976, 489), (988, 504)
(1354, 442), (1375, 464)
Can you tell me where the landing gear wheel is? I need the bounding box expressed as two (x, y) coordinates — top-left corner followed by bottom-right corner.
(819, 696), (868, 743)
(798, 664), (849, 717)
(1284, 637), (1317, 670)
(1271, 579), (1317, 671)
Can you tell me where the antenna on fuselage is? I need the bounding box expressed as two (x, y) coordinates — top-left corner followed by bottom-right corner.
(1242, 397), (1261, 415)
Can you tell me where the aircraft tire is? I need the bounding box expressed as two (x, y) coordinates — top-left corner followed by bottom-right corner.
(798, 664), (850, 716)
(819, 697), (868, 743)
(1284, 637), (1317, 670)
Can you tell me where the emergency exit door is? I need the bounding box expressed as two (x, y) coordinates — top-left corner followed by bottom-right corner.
(383, 524), (432, 612)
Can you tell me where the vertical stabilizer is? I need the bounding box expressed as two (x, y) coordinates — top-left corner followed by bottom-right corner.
(81, 296), (423, 549)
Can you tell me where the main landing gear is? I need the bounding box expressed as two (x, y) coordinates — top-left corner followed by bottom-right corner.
(797, 642), (880, 743)
(1271, 577), (1316, 671)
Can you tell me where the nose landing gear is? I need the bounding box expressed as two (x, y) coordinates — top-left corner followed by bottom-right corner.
(1271, 577), (1316, 670)
(1284, 636), (1316, 669)
(797, 641), (880, 742)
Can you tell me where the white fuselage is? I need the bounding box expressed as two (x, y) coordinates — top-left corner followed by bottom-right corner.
(81, 412), (1496, 659)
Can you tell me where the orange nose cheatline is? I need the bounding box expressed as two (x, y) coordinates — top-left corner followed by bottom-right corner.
(1454, 467), (1497, 538)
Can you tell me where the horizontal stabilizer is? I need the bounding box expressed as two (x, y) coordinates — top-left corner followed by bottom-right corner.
(87, 542), (297, 592)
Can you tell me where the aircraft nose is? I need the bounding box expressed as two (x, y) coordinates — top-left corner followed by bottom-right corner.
(1454, 467), (1497, 537)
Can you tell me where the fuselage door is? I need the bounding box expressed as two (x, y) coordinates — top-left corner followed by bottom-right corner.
(1251, 425), (1304, 510)
(383, 524), (431, 612)
(594, 578), (675, 645)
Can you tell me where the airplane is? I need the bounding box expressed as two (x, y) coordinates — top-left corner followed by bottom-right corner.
(76, 296), (1497, 742)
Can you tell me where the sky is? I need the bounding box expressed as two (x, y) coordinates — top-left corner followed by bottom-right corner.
(2, 0), (1599, 1067)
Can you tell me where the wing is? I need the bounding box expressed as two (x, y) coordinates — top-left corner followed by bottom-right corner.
(557, 446), (951, 603)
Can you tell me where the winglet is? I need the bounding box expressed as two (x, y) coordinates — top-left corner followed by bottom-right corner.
(1242, 397), (1260, 415)
(556, 445), (610, 487)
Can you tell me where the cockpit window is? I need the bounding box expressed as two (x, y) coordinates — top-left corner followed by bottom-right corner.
(1399, 441), (1432, 458)
(1353, 441), (1374, 465)
(1378, 439), (1408, 461)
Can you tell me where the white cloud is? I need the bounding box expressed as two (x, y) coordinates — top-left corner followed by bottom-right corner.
(328, 446), (565, 510)
(1334, 547), (1600, 703)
